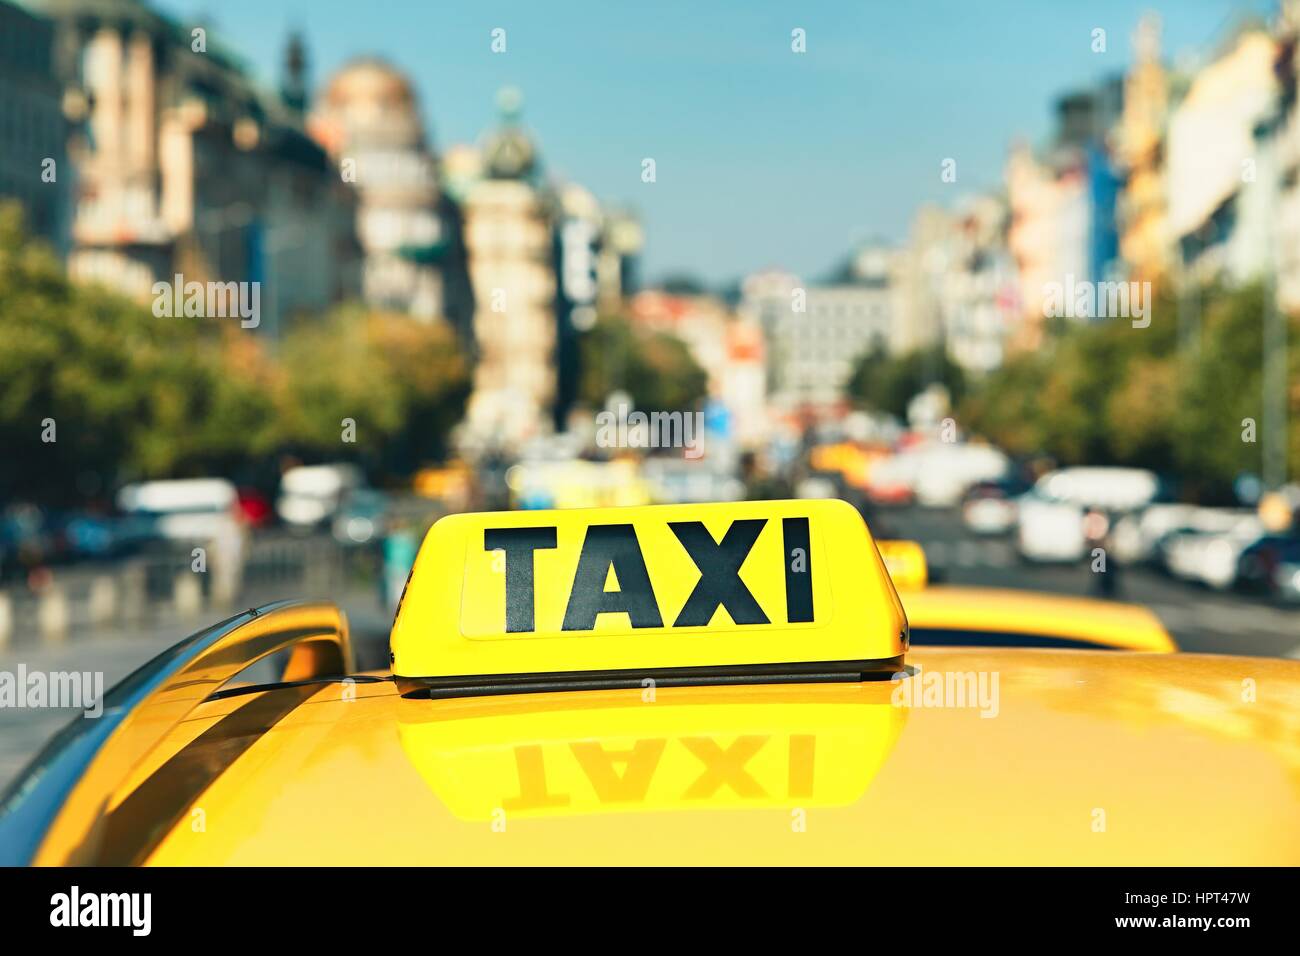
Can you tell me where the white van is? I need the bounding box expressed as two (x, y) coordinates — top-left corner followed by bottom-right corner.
(1035, 467), (1159, 512)
(116, 478), (239, 542)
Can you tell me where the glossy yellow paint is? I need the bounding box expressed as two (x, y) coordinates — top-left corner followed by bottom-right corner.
(902, 586), (1177, 652)
(126, 649), (1300, 865)
(29, 603), (350, 867)
(396, 686), (906, 819)
(391, 499), (906, 679)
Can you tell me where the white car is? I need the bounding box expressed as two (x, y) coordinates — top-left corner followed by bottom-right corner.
(914, 444), (1010, 508)
(1159, 511), (1265, 589)
(277, 464), (365, 529)
(1110, 504), (1199, 564)
(1016, 493), (1086, 562)
(116, 478), (239, 542)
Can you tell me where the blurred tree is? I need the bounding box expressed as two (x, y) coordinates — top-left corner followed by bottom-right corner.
(0, 203), (472, 503)
(1170, 283), (1268, 500)
(846, 344), (967, 419)
(957, 350), (1052, 458)
(368, 312), (473, 473)
(578, 314), (708, 412)
(0, 203), (277, 502)
(961, 281), (1300, 502)
(277, 307), (470, 477)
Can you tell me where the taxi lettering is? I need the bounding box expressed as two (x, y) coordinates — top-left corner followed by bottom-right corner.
(391, 499), (905, 683)
(485, 517), (814, 634)
(500, 734), (817, 810)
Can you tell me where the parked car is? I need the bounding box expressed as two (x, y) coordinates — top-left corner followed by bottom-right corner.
(331, 488), (389, 546)
(116, 478), (240, 544)
(1235, 535), (1300, 597)
(1110, 504), (1199, 565)
(914, 444), (1010, 508)
(1154, 509), (1262, 587)
(277, 464), (364, 530)
(961, 477), (1031, 535)
(1016, 492), (1085, 563)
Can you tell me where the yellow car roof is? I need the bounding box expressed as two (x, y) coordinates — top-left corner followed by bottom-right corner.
(43, 649), (1300, 866)
(902, 586), (1176, 652)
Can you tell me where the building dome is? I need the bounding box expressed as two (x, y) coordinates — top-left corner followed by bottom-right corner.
(313, 57), (426, 154)
(322, 57), (417, 112)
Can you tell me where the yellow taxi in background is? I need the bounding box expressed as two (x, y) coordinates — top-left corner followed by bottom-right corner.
(876, 539), (1177, 653)
(3, 500), (1297, 865)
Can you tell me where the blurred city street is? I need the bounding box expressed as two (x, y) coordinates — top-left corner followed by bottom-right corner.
(2, 0), (1300, 846)
(881, 505), (1300, 658)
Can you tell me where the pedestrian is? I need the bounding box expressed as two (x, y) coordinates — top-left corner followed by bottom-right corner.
(1083, 508), (1120, 597)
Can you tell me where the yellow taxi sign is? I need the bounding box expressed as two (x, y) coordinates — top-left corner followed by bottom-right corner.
(391, 499), (907, 695)
(877, 540), (929, 590)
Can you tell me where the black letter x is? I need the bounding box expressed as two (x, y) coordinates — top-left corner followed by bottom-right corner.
(669, 519), (769, 627)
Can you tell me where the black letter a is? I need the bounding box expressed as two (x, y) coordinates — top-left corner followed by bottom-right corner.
(562, 525), (663, 631)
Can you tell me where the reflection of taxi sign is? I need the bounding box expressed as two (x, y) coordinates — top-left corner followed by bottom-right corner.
(397, 685), (906, 819)
(877, 540), (928, 590)
(391, 499), (907, 696)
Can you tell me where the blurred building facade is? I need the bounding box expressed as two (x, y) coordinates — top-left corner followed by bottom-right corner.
(629, 290), (766, 447)
(1004, 79), (1123, 352)
(742, 246), (895, 414)
(1271, 3), (1300, 313)
(935, 195), (1019, 373)
(460, 92), (558, 451)
(1166, 25), (1277, 286)
(35, 0), (360, 335)
(1113, 14), (1171, 288)
(551, 186), (643, 430)
(310, 57), (473, 337)
(890, 197), (1018, 374)
(892, 205), (949, 356)
(0, 0), (72, 254)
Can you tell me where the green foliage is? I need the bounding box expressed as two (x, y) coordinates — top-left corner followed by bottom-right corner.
(278, 308), (471, 473)
(961, 281), (1300, 500)
(0, 203), (274, 499)
(0, 202), (470, 503)
(846, 344), (967, 419)
(578, 314), (708, 413)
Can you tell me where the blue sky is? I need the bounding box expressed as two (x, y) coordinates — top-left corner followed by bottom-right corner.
(155, 0), (1276, 286)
